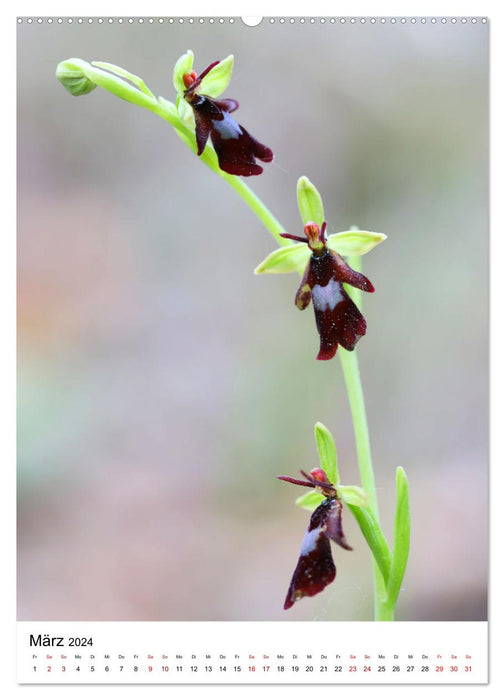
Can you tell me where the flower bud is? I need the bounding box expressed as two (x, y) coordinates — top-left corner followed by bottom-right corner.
(56, 59), (97, 96)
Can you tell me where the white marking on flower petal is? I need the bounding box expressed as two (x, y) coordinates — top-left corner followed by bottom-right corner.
(300, 525), (323, 555)
(212, 112), (242, 139)
(311, 279), (343, 311)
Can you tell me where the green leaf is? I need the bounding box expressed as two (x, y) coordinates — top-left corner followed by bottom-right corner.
(338, 484), (368, 508)
(56, 58), (97, 96)
(326, 230), (387, 257)
(295, 490), (324, 511)
(314, 422), (339, 485)
(297, 176), (325, 228)
(199, 55), (234, 98)
(173, 50), (194, 93)
(347, 504), (392, 588)
(92, 61), (155, 98)
(254, 243), (310, 275)
(386, 467), (411, 607)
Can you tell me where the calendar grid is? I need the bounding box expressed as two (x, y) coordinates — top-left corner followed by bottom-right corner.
(17, 621), (488, 684)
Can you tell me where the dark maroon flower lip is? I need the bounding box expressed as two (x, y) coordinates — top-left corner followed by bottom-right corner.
(280, 222), (374, 360)
(182, 61), (273, 177)
(278, 468), (352, 609)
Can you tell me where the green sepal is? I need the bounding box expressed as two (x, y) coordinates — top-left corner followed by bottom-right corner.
(314, 422), (339, 485)
(386, 467), (411, 607)
(338, 484), (368, 508)
(92, 61), (155, 98)
(173, 50), (194, 93)
(254, 243), (310, 275)
(295, 490), (324, 511)
(326, 230), (387, 257)
(56, 58), (97, 96)
(176, 93), (195, 128)
(297, 176), (325, 228)
(198, 55), (234, 98)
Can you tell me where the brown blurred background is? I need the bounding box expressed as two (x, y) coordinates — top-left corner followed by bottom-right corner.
(17, 17), (488, 621)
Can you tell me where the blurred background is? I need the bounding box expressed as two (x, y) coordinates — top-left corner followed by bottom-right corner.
(17, 17), (488, 621)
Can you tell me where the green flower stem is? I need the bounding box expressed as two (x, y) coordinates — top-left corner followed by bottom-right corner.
(339, 350), (377, 513)
(339, 348), (390, 618)
(341, 255), (391, 620)
(338, 350), (378, 512)
(341, 256), (378, 517)
(150, 102), (287, 247)
(220, 175), (287, 246)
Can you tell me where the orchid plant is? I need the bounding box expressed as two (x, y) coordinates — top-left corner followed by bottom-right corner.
(56, 50), (410, 621)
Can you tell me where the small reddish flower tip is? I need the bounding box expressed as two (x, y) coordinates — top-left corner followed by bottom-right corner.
(183, 71), (198, 89)
(309, 468), (328, 483)
(303, 222), (325, 252)
(303, 221), (318, 240)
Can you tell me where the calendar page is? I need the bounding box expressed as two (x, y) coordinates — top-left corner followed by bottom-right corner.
(16, 8), (489, 687)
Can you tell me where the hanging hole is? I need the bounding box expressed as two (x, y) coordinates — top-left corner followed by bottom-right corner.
(241, 16), (263, 27)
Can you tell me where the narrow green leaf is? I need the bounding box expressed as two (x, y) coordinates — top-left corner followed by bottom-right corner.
(347, 504), (392, 588)
(386, 467), (411, 607)
(199, 55), (234, 98)
(338, 484), (368, 508)
(295, 490), (324, 511)
(92, 61), (155, 98)
(297, 176), (325, 228)
(326, 231), (387, 257)
(314, 422), (338, 485)
(173, 50), (194, 93)
(254, 243), (310, 275)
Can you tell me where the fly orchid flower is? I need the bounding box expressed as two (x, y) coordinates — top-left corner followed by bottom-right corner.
(278, 467), (352, 609)
(255, 177), (386, 360)
(278, 422), (368, 610)
(181, 60), (273, 176)
(281, 221), (374, 360)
